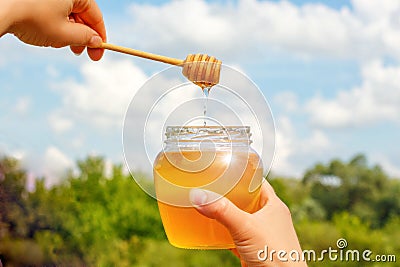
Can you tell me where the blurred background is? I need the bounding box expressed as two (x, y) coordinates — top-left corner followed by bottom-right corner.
(1, 0), (399, 266)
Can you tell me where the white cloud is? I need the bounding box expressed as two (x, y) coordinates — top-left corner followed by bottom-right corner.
(13, 147), (73, 188)
(104, 158), (114, 178)
(272, 116), (295, 175)
(370, 153), (400, 178)
(53, 58), (148, 130)
(4, 0), (399, 181)
(48, 112), (74, 133)
(274, 91), (299, 113)
(126, 0), (233, 56)
(271, 115), (332, 177)
(0, 35), (22, 68)
(119, 0), (400, 61)
(271, 58), (400, 177)
(46, 65), (60, 78)
(71, 135), (85, 149)
(300, 130), (331, 153)
(42, 146), (73, 186)
(14, 97), (31, 115)
(52, 58), (276, 177)
(0, 34), (76, 68)
(352, 0), (400, 21)
(306, 60), (400, 128)
(0, 135), (26, 160)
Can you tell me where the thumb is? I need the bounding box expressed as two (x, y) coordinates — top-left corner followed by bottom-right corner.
(189, 189), (248, 234)
(58, 22), (103, 48)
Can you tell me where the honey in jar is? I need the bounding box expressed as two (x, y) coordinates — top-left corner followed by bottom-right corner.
(153, 126), (263, 249)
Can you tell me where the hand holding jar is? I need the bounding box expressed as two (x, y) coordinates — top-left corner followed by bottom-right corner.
(190, 181), (308, 267)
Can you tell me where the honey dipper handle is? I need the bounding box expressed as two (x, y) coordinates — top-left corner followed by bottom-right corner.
(100, 43), (184, 66)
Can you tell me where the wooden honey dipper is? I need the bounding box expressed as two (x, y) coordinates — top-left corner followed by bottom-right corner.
(100, 43), (222, 89)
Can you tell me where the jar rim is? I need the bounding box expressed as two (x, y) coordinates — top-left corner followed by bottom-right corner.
(164, 125), (252, 145)
(166, 125), (250, 130)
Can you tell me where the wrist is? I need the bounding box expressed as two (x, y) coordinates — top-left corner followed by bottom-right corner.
(0, 0), (14, 36)
(0, 0), (31, 36)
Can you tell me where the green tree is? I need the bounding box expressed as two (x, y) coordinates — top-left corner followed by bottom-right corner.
(3, 153), (397, 266)
(0, 157), (44, 266)
(303, 154), (398, 227)
(0, 157), (28, 238)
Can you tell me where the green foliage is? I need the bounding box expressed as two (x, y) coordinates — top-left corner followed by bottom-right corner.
(297, 212), (400, 267)
(136, 239), (239, 267)
(1, 154), (399, 266)
(268, 176), (310, 208)
(303, 154), (399, 227)
(0, 156), (239, 266)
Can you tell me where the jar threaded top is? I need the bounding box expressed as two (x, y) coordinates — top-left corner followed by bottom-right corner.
(165, 126), (252, 145)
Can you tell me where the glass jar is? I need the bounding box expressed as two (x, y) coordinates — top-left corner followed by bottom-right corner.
(153, 126), (263, 249)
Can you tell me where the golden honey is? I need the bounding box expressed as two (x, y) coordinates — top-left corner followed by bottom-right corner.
(153, 126), (263, 249)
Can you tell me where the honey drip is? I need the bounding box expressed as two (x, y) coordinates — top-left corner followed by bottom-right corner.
(202, 87), (210, 126)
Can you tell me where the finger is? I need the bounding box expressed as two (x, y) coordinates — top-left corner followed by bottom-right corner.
(70, 45), (85, 55)
(58, 18), (102, 46)
(260, 179), (280, 206)
(69, 45), (103, 61)
(71, 0), (105, 60)
(72, 0), (107, 42)
(189, 189), (249, 234)
(59, 21), (104, 61)
(68, 13), (86, 55)
(263, 179), (277, 196)
(87, 47), (104, 61)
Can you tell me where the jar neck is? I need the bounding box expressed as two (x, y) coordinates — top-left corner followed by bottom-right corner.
(164, 126), (252, 147)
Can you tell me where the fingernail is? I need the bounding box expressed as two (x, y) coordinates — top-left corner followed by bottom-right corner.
(189, 189), (208, 206)
(73, 52), (82, 56)
(89, 35), (103, 48)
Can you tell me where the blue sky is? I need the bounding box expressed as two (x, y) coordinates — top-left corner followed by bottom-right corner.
(1, 0), (400, 186)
